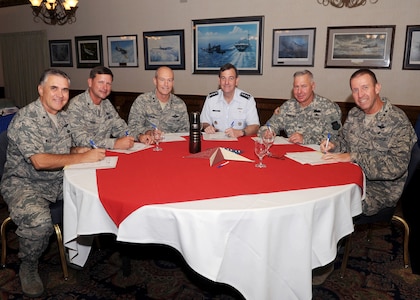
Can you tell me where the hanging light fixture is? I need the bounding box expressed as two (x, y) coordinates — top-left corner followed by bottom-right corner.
(29, 0), (79, 25)
(317, 0), (378, 8)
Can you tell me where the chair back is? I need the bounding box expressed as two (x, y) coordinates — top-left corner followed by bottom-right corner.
(0, 130), (8, 180)
(50, 200), (63, 225)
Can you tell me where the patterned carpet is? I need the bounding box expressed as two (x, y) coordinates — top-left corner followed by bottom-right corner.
(0, 203), (420, 299)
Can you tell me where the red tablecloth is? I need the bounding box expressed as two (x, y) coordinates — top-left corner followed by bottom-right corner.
(97, 138), (364, 226)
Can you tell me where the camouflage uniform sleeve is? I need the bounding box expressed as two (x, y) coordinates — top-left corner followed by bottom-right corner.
(171, 95), (189, 132)
(340, 103), (416, 181)
(128, 94), (150, 138)
(266, 101), (290, 135)
(103, 100), (129, 140)
(306, 96), (342, 145)
(67, 93), (128, 149)
(66, 93), (91, 148)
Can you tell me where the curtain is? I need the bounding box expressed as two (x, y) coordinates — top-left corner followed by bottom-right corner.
(0, 30), (48, 108)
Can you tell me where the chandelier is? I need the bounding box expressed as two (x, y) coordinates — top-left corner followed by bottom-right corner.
(29, 0), (79, 25)
(317, 0), (379, 8)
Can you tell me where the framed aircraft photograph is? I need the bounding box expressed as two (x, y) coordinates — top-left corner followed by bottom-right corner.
(143, 29), (185, 70)
(107, 35), (138, 68)
(272, 28), (316, 67)
(403, 25), (420, 70)
(49, 39), (73, 67)
(325, 25), (395, 69)
(75, 35), (103, 68)
(192, 16), (264, 75)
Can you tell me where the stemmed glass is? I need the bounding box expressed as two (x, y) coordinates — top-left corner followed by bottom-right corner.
(254, 138), (267, 168)
(258, 125), (276, 157)
(152, 127), (164, 151)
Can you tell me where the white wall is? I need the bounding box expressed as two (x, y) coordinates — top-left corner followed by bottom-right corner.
(0, 0), (419, 105)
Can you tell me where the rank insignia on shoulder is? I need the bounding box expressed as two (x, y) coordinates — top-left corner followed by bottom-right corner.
(240, 92), (251, 99)
(209, 91), (218, 98)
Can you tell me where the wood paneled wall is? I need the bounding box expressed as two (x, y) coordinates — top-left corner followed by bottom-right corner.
(69, 90), (420, 127)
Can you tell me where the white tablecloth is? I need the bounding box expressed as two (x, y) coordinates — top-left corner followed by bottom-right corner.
(63, 168), (363, 300)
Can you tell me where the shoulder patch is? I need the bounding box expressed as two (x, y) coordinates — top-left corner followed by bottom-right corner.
(209, 91), (218, 98)
(240, 92), (251, 99)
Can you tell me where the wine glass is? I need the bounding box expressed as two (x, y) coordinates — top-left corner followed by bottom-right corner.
(258, 125), (276, 156)
(254, 139), (267, 168)
(152, 127), (164, 151)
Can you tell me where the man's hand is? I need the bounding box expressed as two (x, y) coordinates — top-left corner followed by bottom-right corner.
(82, 148), (106, 162)
(139, 133), (154, 144)
(204, 125), (216, 134)
(320, 139), (335, 153)
(114, 136), (134, 150)
(322, 152), (351, 163)
(288, 132), (304, 144)
(224, 127), (242, 138)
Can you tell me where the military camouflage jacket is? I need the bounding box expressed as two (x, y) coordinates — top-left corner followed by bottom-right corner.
(267, 94), (342, 145)
(335, 97), (417, 215)
(0, 99), (71, 203)
(66, 89), (128, 149)
(128, 91), (189, 138)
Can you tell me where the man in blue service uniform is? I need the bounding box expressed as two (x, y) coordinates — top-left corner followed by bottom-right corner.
(200, 63), (260, 138)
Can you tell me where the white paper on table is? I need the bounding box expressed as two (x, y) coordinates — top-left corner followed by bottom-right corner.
(285, 151), (338, 165)
(64, 156), (118, 170)
(162, 132), (187, 142)
(273, 136), (293, 145)
(203, 132), (238, 141)
(251, 136), (292, 145)
(108, 143), (152, 154)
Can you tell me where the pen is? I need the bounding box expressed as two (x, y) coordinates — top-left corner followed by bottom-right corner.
(324, 133), (331, 153)
(125, 130), (129, 136)
(89, 139), (98, 149)
(230, 121), (234, 128)
(217, 161), (230, 168)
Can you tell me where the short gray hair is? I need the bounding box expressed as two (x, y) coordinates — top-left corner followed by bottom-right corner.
(39, 68), (71, 85)
(293, 70), (313, 81)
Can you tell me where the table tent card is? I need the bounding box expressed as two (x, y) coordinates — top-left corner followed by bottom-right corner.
(184, 147), (253, 166)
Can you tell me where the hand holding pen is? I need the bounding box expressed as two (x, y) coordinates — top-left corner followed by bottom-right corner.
(114, 132), (135, 150)
(320, 133), (334, 154)
(85, 139), (106, 161)
(224, 121), (237, 137)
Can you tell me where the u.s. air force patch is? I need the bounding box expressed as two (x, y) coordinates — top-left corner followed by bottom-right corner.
(240, 92), (251, 99)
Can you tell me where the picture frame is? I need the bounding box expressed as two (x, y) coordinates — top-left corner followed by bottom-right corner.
(107, 35), (138, 68)
(325, 26), (395, 69)
(272, 28), (316, 67)
(403, 25), (420, 70)
(143, 30), (185, 70)
(192, 16), (264, 75)
(74, 35), (103, 68)
(49, 39), (73, 67)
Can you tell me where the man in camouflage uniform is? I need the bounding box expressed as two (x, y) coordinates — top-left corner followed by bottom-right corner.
(267, 69), (342, 145)
(128, 66), (189, 143)
(0, 69), (105, 297)
(201, 63), (260, 138)
(322, 69), (417, 218)
(66, 66), (134, 150)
